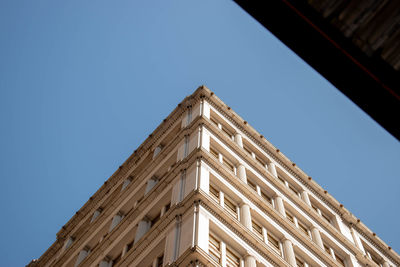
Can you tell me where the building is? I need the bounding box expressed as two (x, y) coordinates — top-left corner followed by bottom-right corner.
(28, 86), (399, 267)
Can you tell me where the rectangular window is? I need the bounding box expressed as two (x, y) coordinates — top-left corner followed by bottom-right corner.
(222, 127), (233, 139)
(298, 221), (309, 236)
(223, 157), (235, 172)
(321, 212), (331, 223)
(210, 147), (219, 159)
(295, 257), (305, 267)
(156, 254), (164, 267)
(255, 155), (266, 166)
(247, 180), (257, 191)
(323, 244), (331, 255)
(209, 234), (221, 263)
(209, 185), (220, 201)
(210, 117), (219, 127)
(335, 254), (345, 267)
(243, 146), (253, 156)
(151, 213), (160, 226)
(267, 233), (280, 252)
(311, 204), (319, 213)
(226, 247), (240, 267)
(224, 197), (238, 217)
(252, 220), (263, 236)
(261, 191), (272, 204)
(278, 176), (286, 185)
(288, 184), (299, 196)
(286, 212), (295, 224)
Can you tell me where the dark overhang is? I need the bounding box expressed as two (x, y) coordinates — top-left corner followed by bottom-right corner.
(234, 0), (400, 140)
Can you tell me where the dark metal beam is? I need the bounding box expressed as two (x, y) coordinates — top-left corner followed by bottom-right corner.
(234, 0), (400, 140)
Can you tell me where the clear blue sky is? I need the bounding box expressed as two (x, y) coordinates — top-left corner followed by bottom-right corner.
(0, 1), (399, 266)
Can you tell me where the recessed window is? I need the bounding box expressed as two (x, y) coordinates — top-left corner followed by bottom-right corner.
(209, 185), (220, 201)
(209, 234), (221, 263)
(298, 221), (309, 236)
(267, 233), (280, 253)
(226, 247), (240, 267)
(224, 197), (238, 218)
(252, 220), (263, 237)
(223, 157), (235, 172)
(210, 147), (219, 159)
(255, 155), (266, 166)
(247, 180), (257, 191)
(156, 254), (164, 267)
(243, 146), (253, 156)
(286, 211), (295, 224)
(288, 184), (299, 196)
(261, 191), (272, 204)
(335, 254), (345, 267)
(295, 256), (305, 267)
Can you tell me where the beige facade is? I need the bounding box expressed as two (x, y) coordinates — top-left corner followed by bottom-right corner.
(28, 86), (399, 267)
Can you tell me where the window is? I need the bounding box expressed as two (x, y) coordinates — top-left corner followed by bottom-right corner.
(226, 247), (240, 267)
(288, 184), (299, 196)
(252, 220), (263, 237)
(367, 250), (382, 266)
(222, 157), (235, 172)
(156, 254), (164, 267)
(323, 244), (331, 255)
(312, 203), (332, 225)
(247, 180), (257, 191)
(261, 191), (272, 204)
(210, 147), (219, 159)
(335, 254), (345, 267)
(298, 221), (309, 236)
(267, 233), (280, 252)
(209, 185), (220, 201)
(210, 117), (219, 127)
(243, 146), (253, 156)
(286, 211), (295, 224)
(209, 234), (221, 263)
(321, 212), (331, 224)
(278, 176), (286, 185)
(151, 213), (160, 226)
(222, 127), (234, 139)
(224, 197), (238, 218)
(255, 155), (266, 166)
(295, 257), (305, 267)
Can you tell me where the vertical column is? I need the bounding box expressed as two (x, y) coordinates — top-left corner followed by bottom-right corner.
(282, 239), (296, 267)
(274, 196), (286, 216)
(310, 227), (324, 249)
(268, 162), (278, 178)
(237, 164), (247, 183)
(244, 254), (257, 267)
(240, 203), (252, 230)
(220, 242), (227, 267)
(301, 191), (311, 206)
(74, 247), (90, 267)
(145, 176), (159, 194)
(234, 133), (243, 148)
(134, 218), (151, 244)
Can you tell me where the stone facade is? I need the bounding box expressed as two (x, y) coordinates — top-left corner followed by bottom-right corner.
(28, 86), (399, 267)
